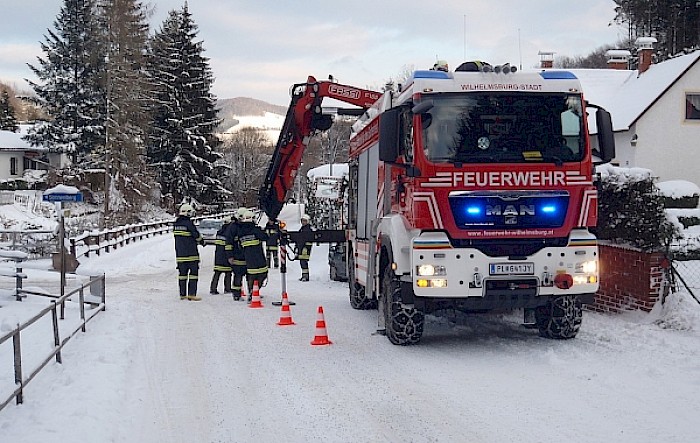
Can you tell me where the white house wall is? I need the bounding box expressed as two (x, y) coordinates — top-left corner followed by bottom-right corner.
(628, 66), (700, 186)
(611, 130), (636, 169)
(0, 153), (23, 181)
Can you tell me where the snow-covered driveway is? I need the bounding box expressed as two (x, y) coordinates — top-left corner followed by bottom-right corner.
(1, 234), (698, 443)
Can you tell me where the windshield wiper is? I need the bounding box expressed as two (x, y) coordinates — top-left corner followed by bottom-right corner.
(540, 154), (564, 166)
(451, 153), (497, 163)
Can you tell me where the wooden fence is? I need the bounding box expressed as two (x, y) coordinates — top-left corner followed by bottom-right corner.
(67, 214), (232, 259)
(69, 220), (173, 258)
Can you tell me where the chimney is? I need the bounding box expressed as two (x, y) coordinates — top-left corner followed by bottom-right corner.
(606, 49), (632, 70)
(636, 36), (657, 74)
(538, 51), (555, 69)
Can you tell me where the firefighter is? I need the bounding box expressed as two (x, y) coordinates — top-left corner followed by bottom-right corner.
(264, 218), (280, 268)
(297, 213), (313, 282)
(431, 59), (449, 72)
(209, 216), (233, 295)
(173, 203), (204, 301)
(226, 207), (247, 301)
(237, 209), (269, 301)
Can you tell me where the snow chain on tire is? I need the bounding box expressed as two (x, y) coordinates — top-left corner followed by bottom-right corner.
(535, 295), (582, 339)
(383, 269), (424, 345)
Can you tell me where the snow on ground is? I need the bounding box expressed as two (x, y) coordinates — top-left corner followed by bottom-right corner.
(0, 210), (699, 442)
(220, 112), (284, 143)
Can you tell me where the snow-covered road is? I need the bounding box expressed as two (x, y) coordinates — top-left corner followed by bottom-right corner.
(1, 233), (699, 443)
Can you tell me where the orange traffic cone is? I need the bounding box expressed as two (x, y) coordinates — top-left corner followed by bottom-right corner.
(249, 280), (263, 308)
(310, 306), (332, 345)
(276, 292), (295, 326)
(240, 285), (246, 301)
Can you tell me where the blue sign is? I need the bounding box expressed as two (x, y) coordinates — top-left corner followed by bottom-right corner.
(42, 193), (83, 202)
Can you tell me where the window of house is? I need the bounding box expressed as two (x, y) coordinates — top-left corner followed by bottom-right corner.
(10, 157), (17, 176)
(686, 94), (700, 120)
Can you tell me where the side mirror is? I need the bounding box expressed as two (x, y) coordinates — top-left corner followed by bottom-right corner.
(378, 107), (422, 177)
(411, 100), (434, 114)
(594, 108), (615, 163)
(379, 107), (401, 163)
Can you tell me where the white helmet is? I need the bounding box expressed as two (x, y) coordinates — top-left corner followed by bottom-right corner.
(240, 209), (256, 223)
(301, 213), (311, 223)
(222, 216), (232, 224)
(432, 60), (449, 72)
(179, 203), (195, 217)
(236, 207), (248, 220)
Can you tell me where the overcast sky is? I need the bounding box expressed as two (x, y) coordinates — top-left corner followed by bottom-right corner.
(0, 0), (627, 106)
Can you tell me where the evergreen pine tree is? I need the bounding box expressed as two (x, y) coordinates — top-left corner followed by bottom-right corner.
(98, 0), (155, 225)
(614, 0), (700, 57)
(147, 4), (227, 206)
(24, 0), (105, 163)
(0, 90), (20, 132)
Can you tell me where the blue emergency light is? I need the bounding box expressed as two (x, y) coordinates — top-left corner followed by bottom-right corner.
(449, 191), (569, 229)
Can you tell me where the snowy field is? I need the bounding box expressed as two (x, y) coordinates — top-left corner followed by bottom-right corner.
(0, 219), (699, 442)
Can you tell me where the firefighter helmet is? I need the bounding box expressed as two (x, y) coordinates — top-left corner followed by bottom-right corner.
(179, 203), (195, 217)
(222, 216), (232, 224)
(240, 210), (256, 223)
(236, 207), (248, 219)
(432, 60), (449, 72)
(301, 214), (311, 223)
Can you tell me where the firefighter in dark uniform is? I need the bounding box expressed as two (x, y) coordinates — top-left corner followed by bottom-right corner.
(298, 213), (313, 281)
(264, 218), (280, 268)
(173, 203), (204, 301)
(238, 209), (269, 301)
(226, 208), (247, 301)
(210, 216), (233, 294)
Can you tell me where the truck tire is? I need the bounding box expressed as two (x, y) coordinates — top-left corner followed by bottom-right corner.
(348, 246), (377, 310)
(382, 270), (424, 345)
(535, 295), (582, 339)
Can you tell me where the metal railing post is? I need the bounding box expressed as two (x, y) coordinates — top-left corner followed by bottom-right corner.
(79, 288), (86, 332)
(15, 265), (22, 302)
(52, 302), (62, 364)
(12, 325), (23, 405)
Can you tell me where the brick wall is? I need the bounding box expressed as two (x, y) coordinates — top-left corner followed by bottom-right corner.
(591, 243), (668, 313)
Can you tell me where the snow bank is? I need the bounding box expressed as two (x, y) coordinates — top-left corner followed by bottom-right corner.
(650, 291), (700, 331)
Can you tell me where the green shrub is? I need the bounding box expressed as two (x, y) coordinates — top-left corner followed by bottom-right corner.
(663, 195), (699, 209)
(677, 216), (700, 229)
(0, 180), (29, 191)
(594, 166), (680, 252)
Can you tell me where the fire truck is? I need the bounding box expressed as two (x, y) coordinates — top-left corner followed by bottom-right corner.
(259, 62), (615, 345)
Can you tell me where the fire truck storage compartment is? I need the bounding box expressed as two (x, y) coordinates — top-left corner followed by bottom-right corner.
(357, 147), (379, 239)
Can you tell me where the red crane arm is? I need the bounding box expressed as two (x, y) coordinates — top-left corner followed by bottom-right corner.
(258, 76), (380, 220)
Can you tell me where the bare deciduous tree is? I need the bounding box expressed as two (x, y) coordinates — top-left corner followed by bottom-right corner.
(220, 128), (273, 207)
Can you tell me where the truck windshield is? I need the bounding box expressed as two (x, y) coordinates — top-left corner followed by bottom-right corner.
(421, 93), (585, 164)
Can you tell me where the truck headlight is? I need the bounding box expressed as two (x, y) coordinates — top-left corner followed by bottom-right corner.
(575, 260), (597, 274)
(416, 265), (446, 276)
(573, 260), (598, 285)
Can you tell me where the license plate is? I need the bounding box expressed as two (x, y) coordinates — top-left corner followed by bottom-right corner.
(489, 262), (534, 275)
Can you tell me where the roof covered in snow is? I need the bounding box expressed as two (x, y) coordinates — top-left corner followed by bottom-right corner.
(564, 51), (700, 131)
(0, 125), (46, 152)
(306, 163), (348, 180)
